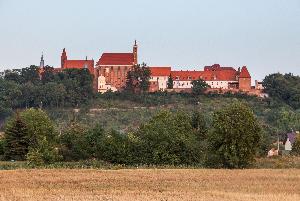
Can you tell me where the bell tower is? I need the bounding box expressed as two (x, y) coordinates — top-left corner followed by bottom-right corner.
(133, 40), (138, 65)
(61, 48), (67, 68)
(39, 52), (45, 68)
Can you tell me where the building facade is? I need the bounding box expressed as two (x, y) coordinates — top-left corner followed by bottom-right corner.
(60, 48), (95, 75)
(48, 41), (263, 95)
(94, 41), (138, 93)
(148, 64), (252, 92)
(148, 67), (171, 92)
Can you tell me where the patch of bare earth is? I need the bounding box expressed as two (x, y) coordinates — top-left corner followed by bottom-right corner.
(0, 169), (299, 201)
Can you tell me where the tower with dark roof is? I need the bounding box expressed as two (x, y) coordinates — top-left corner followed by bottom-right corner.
(39, 52), (45, 68)
(133, 40), (138, 65)
(61, 48), (67, 68)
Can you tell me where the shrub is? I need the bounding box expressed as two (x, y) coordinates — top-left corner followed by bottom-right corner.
(59, 123), (90, 161)
(95, 130), (134, 164)
(3, 109), (60, 165)
(135, 111), (204, 165)
(291, 134), (300, 156)
(26, 137), (61, 166)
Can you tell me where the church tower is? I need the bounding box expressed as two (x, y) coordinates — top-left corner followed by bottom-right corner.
(61, 48), (67, 68)
(39, 53), (45, 68)
(133, 40), (138, 65)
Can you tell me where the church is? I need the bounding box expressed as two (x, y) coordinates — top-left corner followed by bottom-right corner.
(94, 41), (138, 93)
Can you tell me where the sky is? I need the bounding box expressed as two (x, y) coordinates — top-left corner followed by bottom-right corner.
(0, 0), (299, 81)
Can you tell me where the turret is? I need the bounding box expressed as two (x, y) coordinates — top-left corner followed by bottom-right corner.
(39, 52), (45, 68)
(238, 66), (251, 91)
(133, 40), (138, 65)
(61, 48), (67, 68)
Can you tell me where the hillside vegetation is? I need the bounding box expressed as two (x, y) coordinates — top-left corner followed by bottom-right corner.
(1, 66), (300, 167)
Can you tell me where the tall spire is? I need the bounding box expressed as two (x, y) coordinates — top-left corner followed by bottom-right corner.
(133, 40), (138, 65)
(40, 52), (45, 68)
(61, 48), (67, 68)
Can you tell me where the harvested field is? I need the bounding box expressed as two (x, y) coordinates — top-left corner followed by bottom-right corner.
(0, 169), (299, 201)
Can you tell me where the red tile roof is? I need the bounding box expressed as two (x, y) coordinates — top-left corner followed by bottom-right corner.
(239, 66), (251, 78)
(63, 60), (95, 74)
(97, 53), (134, 66)
(171, 71), (203, 81)
(171, 66), (238, 81)
(204, 70), (237, 81)
(149, 67), (171, 76)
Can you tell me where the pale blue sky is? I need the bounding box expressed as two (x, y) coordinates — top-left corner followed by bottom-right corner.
(0, 0), (299, 81)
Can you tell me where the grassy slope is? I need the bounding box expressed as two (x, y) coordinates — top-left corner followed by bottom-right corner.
(47, 94), (274, 133)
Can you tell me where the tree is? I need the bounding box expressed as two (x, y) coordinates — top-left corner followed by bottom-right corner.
(191, 111), (208, 139)
(95, 129), (133, 164)
(191, 79), (210, 95)
(167, 74), (173, 89)
(59, 122), (90, 161)
(0, 79), (21, 118)
(41, 66), (55, 84)
(3, 114), (29, 160)
(207, 102), (261, 168)
(19, 109), (60, 164)
(21, 65), (41, 85)
(136, 111), (202, 165)
(4, 69), (23, 84)
(263, 73), (300, 109)
(59, 68), (94, 106)
(291, 134), (300, 156)
(125, 63), (151, 93)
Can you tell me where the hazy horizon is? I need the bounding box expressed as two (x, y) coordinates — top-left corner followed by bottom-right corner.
(0, 0), (299, 81)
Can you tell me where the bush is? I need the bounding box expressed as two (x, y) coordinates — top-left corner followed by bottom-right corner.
(95, 130), (134, 164)
(59, 123), (90, 161)
(291, 134), (300, 156)
(207, 101), (262, 168)
(26, 137), (61, 166)
(0, 139), (5, 159)
(135, 111), (204, 165)
(3, 109), (60, 165)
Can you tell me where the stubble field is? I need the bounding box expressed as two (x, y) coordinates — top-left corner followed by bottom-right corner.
(0, 169), (299, 201)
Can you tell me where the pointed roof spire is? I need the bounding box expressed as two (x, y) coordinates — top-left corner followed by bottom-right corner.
(239, 66), (251, 78)
(85, 56), (88, 61)
(134, 40), (137, 46)
(40, 51), (45, 68)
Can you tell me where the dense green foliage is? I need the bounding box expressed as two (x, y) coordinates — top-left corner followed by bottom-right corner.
(0, 66), (94, 119)
(136, 111), (204, 165)
(191, 79), (210, 95)
(291, 135), (300, 156)
(3, 109), (60, 165)
(3, 114), (29, 160)
(263, 73), (300, 109)
(167, 75), (173, 89)
(207, 102), (262, 168)
(125, 63), (151, 93)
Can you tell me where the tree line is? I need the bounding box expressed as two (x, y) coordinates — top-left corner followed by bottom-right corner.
(1, 101), (282, 168)
(0, 66), (94, 119)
